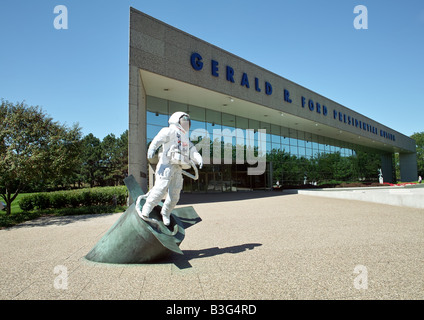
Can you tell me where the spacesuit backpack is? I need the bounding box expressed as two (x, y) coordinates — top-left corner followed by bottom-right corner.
(167, 113), (192, 169)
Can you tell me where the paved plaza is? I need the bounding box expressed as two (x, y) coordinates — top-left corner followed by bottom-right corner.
(0, 189), (423, 300)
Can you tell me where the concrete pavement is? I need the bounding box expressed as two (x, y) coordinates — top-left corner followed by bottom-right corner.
(0, 190), (423, 300)
(286, 184), (424, 209)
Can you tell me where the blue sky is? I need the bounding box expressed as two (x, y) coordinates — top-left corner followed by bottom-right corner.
(1, 0), (423, 140)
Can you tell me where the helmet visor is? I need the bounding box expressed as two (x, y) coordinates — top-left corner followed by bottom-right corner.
(179, 115), (191, 132)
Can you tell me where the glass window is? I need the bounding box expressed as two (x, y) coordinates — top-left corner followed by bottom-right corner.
(188, 105), (205, 122)
(271, 129), (281, 149)
(260, 122), (270, 143)
(189, 106), (207, 144)
(260, 122), (270, 133)
(289, 129), (298, 147)
(248, 119), (260, 141)
(289, 145), (298, 157)
(206, 110), (221, 137)
(304, 132), (312, 149)
(319, 137), (328, 154)
(248, 119), (260, 131)
(345, 148), (351, 157)
(311, 133), (319, 152)
(190, 120), (206, 132)
(297, 131), (305, 148)
(209, 126), (222, 145)
(190, 120), (207, 142)
(306, 148), (313, 159)
(169, 101), (188, 115)
(206, 109), (221, 125)
(271, 134), (281, 145)
(272, 143), (282, 152)
(222, 113), (237, 151)
(305, 140), (311, 150)
(233, 127), (245, 144)
(298, 146), (306, 157)
(271, 124), (280, 136)
(222, 113), (236, 129)
(147, 124), (163, 140)
(236, 116), (249, 130)
(266, 141), (272, 155)
(147, 96), (168, 114)
(323, 143), (329, 154)
(282, 135), (289, 146)
(281, 127), (289, 139)
(147, 111), (168, 127)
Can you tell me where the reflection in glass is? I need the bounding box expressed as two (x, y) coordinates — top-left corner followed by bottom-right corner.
(147, 124), (162, 140)
(147, 111), (168, 127)
(144, 95), (377, 190)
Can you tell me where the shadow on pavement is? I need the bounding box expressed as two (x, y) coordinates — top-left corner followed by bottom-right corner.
(6, 212), (119, 230)
(158, 243), (263, 269)
(178, 190), (287, 205)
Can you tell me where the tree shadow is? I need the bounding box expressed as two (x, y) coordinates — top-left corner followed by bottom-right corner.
(6, 212), (119, 230)
(157, 243), (263, 269)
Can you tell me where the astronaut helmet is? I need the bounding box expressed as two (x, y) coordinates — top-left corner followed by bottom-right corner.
(169, 111), (191, 132)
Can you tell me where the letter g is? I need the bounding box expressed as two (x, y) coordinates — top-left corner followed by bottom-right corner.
(190, 52), (203, 71)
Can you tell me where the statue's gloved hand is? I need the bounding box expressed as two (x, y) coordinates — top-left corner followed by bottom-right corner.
(135, 193), (150, 219)
(147, 149), (155, 160)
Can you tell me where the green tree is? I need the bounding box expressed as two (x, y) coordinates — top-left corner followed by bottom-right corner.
(0, 100), (82, 215)
(101, 133), (118, 185)
(101, 130), (128, 186)
(115, 130), (128, 183)
(267, 148), (382, 185)
(80, 133), (103, 188)
(353, 151), (381, 180)
(411, 132), (424, 178)
(78, 131), (128, 188)
(333, 154), (354, 181)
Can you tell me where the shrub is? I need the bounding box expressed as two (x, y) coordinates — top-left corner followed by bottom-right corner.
(33, 193), (50, 210)
(81, 191), (92, 206)
(18, 186), (128, 212)
(19, 195), (34, 211)
(68, 190), (82, 208)
(50, 192), (68, 209)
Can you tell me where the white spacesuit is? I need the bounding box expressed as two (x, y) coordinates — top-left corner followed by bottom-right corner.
(136, 112), (203, 226)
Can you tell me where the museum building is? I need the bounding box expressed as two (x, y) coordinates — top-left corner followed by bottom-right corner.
(128, 8), (417, 193)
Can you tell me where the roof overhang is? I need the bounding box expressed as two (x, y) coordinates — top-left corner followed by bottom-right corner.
(140, 70), (407, 154)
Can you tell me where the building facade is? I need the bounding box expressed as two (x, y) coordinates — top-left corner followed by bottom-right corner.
(128, 8), (417, 192)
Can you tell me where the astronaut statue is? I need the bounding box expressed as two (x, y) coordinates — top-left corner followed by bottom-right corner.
(136, 112), (203, 226)
(378, 168), (384, 184)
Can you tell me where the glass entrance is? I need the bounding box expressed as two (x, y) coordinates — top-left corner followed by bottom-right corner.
(183, 163), (270, 192)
